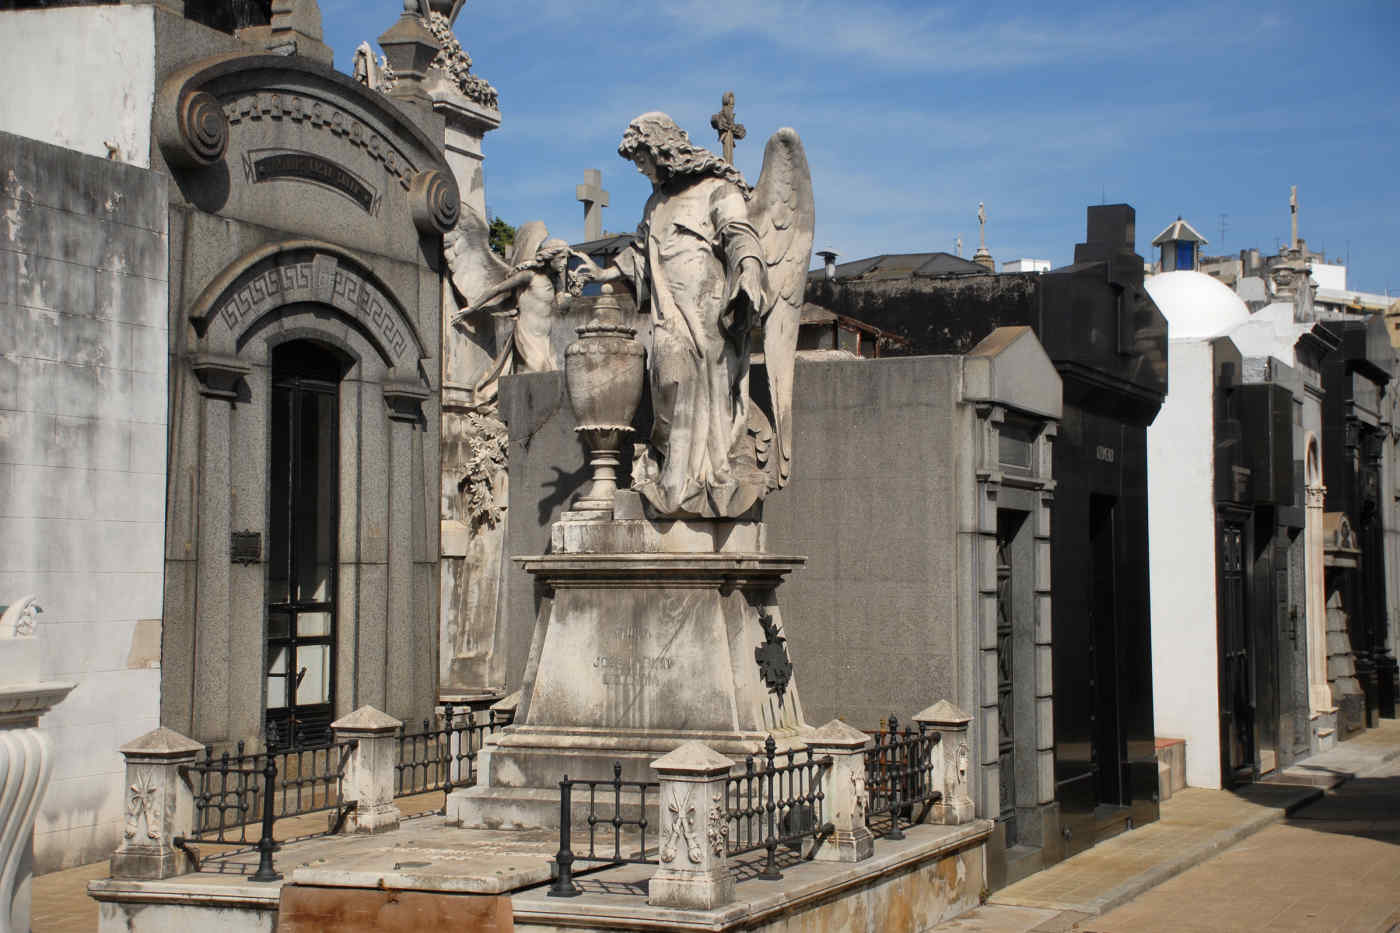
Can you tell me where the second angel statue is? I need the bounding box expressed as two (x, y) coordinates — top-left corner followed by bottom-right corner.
(580, 112), (815, 519)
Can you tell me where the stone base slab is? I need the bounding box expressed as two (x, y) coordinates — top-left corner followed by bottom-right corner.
(647, 866), (736, 911)
(512, 820), (992, 932)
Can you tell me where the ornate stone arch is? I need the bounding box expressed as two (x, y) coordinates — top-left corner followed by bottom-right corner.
(155, 52), (458, 237)
(188, 240), (428, 375)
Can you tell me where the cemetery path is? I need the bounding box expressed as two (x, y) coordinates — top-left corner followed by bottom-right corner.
(936, 719), (1400, 933)
(1083, 753), (1400, 933)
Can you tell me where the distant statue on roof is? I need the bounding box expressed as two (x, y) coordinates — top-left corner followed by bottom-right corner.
(445, 213), (591, 405)
(575, 111), (814, 518)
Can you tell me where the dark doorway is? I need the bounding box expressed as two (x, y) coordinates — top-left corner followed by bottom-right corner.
(996, 512), (1019, 846)
(265, 341), (345, 750)
(1219, 516), (1255, 786)
(1089, 494), (1123, 807)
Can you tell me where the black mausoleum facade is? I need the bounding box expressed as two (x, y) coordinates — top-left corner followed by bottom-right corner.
(808, 204), (1169, 877)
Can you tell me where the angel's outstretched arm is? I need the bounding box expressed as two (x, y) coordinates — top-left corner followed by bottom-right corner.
(452, 269), (532, 323)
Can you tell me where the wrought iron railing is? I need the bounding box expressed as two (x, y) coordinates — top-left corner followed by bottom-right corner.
(173, 739), (356, 879)
(393, 704), (502, 813)
(548, 764), (661, 897)
(864, 714), (942, 839)
(725, 735), (832, 880)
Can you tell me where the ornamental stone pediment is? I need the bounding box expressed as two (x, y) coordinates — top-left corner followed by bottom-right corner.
(188, 240), (427, 368)
(156, 53), (458, 259)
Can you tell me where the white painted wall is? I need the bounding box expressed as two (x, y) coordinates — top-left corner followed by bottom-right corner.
(1148, 340), (1223, 789)
(1, 133), (169, 872)
(5, 5), (156, 168)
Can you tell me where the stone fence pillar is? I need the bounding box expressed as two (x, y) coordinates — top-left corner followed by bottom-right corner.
(110, 727), (204, 879)
(332, 706), (403, 834)
(648, 742), (735, 910)
(807, 719), (874, 862)
(915, 701), (975, 825)
(0, 596), (75, 929)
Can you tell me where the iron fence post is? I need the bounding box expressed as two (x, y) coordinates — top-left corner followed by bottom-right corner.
(759, 735), (781, 880)
(886, 714), (905, 840)
(549, 777), (580, 897)
(250, 754), (282, 882)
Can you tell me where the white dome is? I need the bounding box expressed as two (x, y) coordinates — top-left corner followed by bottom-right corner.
(1145, 270), (1251, 340)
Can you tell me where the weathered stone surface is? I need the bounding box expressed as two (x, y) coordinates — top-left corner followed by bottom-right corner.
(1, 130), (169, 874)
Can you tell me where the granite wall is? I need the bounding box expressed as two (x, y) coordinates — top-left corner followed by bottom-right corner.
(0, 131), (170, 871)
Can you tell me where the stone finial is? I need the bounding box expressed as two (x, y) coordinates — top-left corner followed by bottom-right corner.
(118, 727), (206, 759)
(652, 740), (734, 776)
(806, 718), (871, 750)
(331, 705), (402, 734)
(333, 706), (403, 834)
(378, 8), (442, 105)
(112, 726), (204, 880)
(913, 700), (972, 728)
(648, 742), (735, 910)
(807, 720), (874, 863)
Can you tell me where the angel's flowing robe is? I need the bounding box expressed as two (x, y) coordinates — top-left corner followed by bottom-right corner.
(614, 174), (767, 518)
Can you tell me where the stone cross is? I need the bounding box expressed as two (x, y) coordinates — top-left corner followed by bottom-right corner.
(710, 91), (746, 165)
(576, 168), (609, 242)
(1290, 185), (1299, 249)
(978, 202), (987, 250)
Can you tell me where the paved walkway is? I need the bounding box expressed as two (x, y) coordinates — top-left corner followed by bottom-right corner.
(935, 719), (1400, 932)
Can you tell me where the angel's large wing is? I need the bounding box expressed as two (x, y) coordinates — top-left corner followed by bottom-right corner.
(748, 128), (815, 491)
(445, 206), (511, 308)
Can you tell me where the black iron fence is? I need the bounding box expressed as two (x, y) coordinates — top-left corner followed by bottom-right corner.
(174, 739), (356, 879)
(548, 764), (660, 897)
(725, 736), (833, 880)
(394, 705), (502, 813)
(864, 714), (942, 839)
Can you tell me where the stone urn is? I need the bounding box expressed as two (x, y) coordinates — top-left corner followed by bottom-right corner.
(564, 285), (645, 514)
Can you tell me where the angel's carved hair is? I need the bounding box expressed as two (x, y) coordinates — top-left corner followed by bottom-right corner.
(513, 237), (571, 273)
(618, 112), (749, 194)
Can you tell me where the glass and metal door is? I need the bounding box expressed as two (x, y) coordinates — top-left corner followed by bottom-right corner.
(265, 341), (342, 750)
(1219, 518), (1255, 785)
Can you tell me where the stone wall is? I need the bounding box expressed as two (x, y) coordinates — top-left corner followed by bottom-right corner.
(0, 131), (170, 871)
(498, 358), (966, 728)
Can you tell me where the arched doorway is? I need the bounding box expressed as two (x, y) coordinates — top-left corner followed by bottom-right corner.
(264, 339), (351, 750)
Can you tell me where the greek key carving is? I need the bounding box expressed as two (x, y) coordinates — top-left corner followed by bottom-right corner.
(210, 256), (412, 362)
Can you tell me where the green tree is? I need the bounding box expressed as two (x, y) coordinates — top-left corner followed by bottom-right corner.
(488, 216), (515, 257)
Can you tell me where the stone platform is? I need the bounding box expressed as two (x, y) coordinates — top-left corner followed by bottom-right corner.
(89, 815), (991, 932)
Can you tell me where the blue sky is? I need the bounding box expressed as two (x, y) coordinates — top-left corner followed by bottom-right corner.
(321, 1), (1398, 294)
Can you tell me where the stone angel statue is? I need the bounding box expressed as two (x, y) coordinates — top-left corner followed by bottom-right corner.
(579, 112), (815, 518)
(444, 211), (590, 406)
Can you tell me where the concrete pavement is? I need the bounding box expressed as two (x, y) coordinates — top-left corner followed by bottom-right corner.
(934, 718), (1400, 932)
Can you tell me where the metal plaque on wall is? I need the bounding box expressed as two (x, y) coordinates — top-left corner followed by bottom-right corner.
(230, 531), (262, 564)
